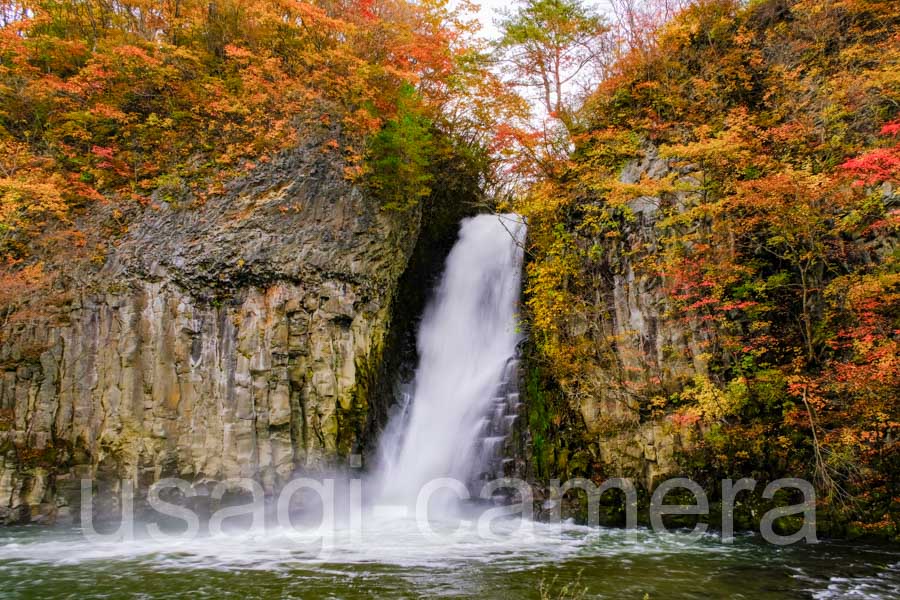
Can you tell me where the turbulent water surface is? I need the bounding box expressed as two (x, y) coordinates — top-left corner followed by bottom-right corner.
(2, 215), (898, 599)
(1, 521), (898, 599)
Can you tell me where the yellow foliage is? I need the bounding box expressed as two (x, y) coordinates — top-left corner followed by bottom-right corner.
(680, 375), (748, 422)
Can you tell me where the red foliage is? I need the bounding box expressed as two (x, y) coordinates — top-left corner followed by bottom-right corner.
(841, 120), (900, 186)
(881, 120), (900, 137)
(841, 148), (900, 186)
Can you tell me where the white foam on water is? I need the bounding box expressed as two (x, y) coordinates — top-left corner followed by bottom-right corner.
(808, 562), (900, 599)
(0, 517), (745, 571)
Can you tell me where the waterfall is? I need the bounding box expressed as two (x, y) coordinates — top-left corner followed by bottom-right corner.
(373, 213), (526, 510)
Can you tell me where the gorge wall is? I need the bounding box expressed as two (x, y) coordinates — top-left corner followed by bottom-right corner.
(517, 0), (899, 537)
(0, 136), (448, 525)
(518, 147), (707, 494)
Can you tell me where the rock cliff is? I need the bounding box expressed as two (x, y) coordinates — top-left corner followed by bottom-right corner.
(0, 136), (423, 524)
(520, 146), (709, 491)
(583, 147), (705, 488)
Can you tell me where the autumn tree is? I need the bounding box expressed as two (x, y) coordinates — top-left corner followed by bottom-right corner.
(511, 0), (900, 531)
(494, 0), (608, 134)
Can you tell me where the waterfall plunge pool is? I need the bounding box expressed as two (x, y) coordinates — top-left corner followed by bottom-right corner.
(1, 516), (898, 599)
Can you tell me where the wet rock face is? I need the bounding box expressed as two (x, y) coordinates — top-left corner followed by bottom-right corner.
(0, 137), (421, 524)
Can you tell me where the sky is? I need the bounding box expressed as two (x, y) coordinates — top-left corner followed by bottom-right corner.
(470, 0), (510, 39)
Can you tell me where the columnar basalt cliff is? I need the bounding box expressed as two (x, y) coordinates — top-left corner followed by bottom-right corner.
(581, 148), (707, 488)
(0, 138), (426, 524)
(518, 147), (707, 492)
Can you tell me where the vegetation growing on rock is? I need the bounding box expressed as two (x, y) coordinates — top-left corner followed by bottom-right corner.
(511, 0), (899, 537)
(0, 0), (514, 524)
(0, 0), (523, 319)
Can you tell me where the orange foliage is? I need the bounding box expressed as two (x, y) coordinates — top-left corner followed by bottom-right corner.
(0, 0), (515, 313)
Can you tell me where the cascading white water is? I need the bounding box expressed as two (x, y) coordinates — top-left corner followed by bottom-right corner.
(373, 213), (527, 509)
